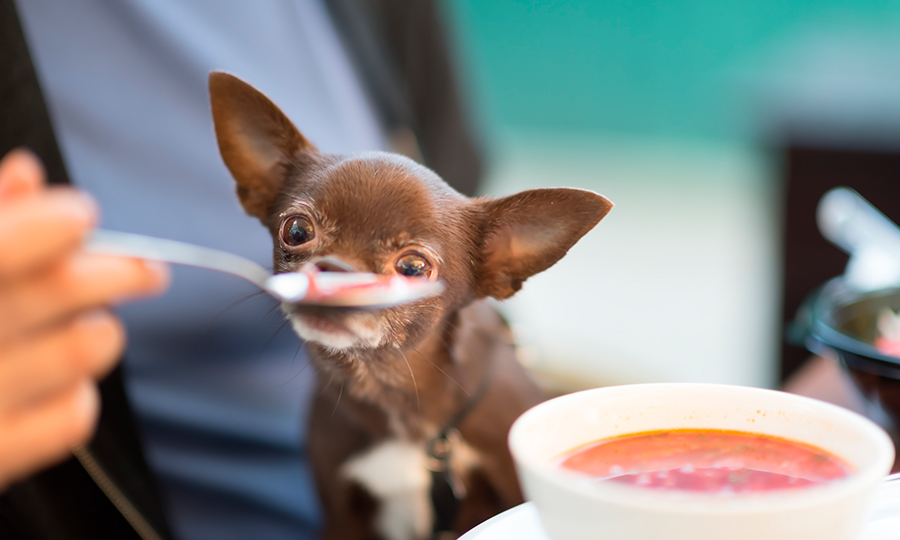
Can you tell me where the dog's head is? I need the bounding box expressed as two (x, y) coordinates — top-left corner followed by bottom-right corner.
(209, 72), (612, 353)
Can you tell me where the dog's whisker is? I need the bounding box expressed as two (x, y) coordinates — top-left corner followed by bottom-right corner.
(330, 382), (344, 419)
(296, 361), (328, 393)
(442, 318), (461, 333)
(397, 346), (420, 413)
(251, 320), (290, 366)
(289, 338), (308, 373)
(319, 372), (337, 396)
(301, 347), (330, 374)
(263, 302), (284, 321)
(275, 342), (321, 388)
(411, 346), (470, 398)
(202, 290), (266, 330)
(275, 360), (313, 388)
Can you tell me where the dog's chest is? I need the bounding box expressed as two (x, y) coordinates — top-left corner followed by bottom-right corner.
(339, 437), (479, 540)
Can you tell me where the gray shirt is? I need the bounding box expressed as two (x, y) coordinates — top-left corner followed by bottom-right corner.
(17, 1), (386, 538)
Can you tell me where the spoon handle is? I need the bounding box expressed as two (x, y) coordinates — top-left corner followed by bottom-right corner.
(85, 229), (272, 288)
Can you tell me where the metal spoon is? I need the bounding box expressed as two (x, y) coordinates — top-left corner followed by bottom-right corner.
(86, 229), (444, 308)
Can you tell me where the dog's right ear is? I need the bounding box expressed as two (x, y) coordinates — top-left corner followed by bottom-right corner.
(209, 71), (317, 219)
(476, 188), (613, 300)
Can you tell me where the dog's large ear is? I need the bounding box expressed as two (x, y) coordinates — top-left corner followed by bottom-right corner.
(209, 71), (317, 219)
(477, 188), (612, 299)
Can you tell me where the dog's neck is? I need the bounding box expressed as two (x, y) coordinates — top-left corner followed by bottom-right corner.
(308, 307), (477, 439)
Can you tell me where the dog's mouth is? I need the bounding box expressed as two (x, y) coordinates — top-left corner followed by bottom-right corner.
(285, 305), (387, 350)
(295, 308), (353, 335)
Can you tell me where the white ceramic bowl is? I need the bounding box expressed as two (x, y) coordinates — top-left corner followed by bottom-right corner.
(508, 383), (895, 540)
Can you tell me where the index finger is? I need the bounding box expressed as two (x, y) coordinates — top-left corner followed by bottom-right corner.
(0, 149), (45, 202)
(0, 189), (98, 278)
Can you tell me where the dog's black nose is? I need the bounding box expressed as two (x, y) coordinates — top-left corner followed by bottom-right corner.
(313, 256), (356, 273)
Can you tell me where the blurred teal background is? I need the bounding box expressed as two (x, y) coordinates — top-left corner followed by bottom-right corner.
(447, 0), (900, 143)
(440, 1), (900, 390)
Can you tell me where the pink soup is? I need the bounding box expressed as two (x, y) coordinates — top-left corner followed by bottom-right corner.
(559, 429), (853, 493)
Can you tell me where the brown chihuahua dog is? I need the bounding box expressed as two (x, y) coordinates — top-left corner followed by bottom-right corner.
(209, 72), (612, 540)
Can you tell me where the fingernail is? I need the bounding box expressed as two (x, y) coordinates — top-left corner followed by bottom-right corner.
(78, 191), (100, 227)
(74, 192), (99, 227)
(73, 379), (99, 429)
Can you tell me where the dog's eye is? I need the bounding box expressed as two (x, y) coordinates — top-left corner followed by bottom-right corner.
(395, 252), (431, 277)
(280, 215), (315, 247)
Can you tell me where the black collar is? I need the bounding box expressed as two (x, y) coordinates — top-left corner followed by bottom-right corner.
(426, 350), (496, 537)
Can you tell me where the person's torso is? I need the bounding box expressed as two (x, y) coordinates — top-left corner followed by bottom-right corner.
(16, 1), (387, 538)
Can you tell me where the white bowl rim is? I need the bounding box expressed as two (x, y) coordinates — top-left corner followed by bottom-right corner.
(509, 383), (896, 514)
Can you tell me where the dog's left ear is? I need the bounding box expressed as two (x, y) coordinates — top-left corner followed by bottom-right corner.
(209, 71), (317, 220)
(477, 188), (613, 299)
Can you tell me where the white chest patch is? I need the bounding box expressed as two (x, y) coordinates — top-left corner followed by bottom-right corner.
(340, 440), (434, 540)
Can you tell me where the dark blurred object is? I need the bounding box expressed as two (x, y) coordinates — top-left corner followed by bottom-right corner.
(0, 0), (68, 185)
(780, 146), (900, 381)
(801, 278), (900, 464)
(326, 0), (483, 196)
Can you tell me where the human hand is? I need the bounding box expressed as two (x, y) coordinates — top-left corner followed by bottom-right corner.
(0, 149), (169, 490)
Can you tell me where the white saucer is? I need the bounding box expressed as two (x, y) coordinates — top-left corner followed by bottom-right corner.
(459, 503), (548, 540)
(460, 474), (900, 540)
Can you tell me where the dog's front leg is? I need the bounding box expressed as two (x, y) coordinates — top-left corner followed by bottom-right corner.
(309, 384), (385, 539)
(311, 382), (437, 540)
